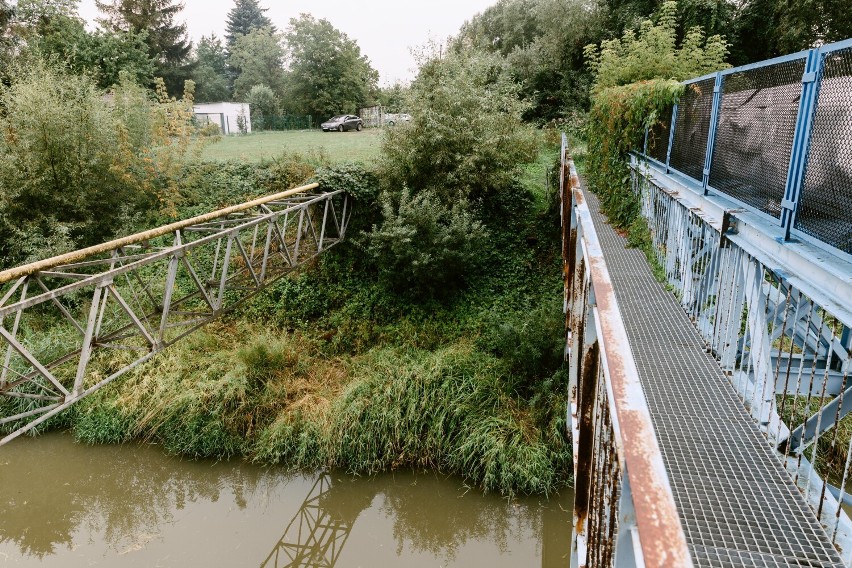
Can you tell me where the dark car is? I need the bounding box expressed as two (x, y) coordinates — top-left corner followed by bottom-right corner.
(321, 115), (363, 132)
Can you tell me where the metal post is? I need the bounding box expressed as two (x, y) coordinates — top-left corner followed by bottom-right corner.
(666, 103), (678, 172)
(702, 72), (723, 195)
(157, 253), (180, 345)
(73, 284), (104, 397)
(781, 47), (823, 240)
(0, 280), (28, 388)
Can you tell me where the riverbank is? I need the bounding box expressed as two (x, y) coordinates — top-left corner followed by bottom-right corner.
(55, 138), (573, 497)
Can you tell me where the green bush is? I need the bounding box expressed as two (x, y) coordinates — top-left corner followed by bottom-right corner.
(380, 47), (537, 205)
(367, 188), (488, 297)
(585, 79), (683, 228)
(584, 1), (729, 91)
(0, 60), (151, 264)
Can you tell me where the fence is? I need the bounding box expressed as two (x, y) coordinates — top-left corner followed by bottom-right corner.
(561, 135), (692, 567)
(632, 42), (852, 560)
(252, 115), (313, 131)
(640, 38), (852, 257)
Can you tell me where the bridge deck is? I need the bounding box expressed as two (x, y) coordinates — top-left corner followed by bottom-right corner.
(581, 183), (844, 567)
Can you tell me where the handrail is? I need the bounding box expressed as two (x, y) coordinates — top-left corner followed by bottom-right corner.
(562, 134), (692, 567)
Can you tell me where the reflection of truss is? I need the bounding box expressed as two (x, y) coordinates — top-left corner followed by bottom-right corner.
(261, 473), (352, 568)
(0, 185), (350, 445)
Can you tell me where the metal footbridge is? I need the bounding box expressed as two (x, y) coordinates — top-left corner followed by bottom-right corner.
(565, 40), (852, 567)
(0, 183), (350, 445)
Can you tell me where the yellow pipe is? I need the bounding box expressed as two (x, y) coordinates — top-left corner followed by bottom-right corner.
(0, 183), (319, 285)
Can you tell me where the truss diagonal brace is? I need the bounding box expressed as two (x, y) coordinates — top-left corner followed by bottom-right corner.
(781, 379), (852, 454)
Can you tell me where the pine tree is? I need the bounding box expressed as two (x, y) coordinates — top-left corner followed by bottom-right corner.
(225, 0), (274, 52)
(96, 0), (193, 94)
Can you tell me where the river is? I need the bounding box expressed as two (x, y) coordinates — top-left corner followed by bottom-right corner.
(0, 432), (572, 567)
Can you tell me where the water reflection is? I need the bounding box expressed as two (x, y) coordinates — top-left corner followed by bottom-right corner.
(0, 432), (572, 567)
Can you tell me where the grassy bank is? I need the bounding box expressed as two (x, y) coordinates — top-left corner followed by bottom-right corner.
(61, 134), (572, 497)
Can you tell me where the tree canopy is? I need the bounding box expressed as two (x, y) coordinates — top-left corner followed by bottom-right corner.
(191, 34), (229, 102)
(584, 1), (729, 90)
(95, 0), (192, 93)
(229, 26), (285, 99)
(281, 14), (378, 119)
(224, 0), (274, 53)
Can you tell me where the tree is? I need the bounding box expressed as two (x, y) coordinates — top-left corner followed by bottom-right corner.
(584, 1), (729, 90)
(246, 83), (276, 129)
(453, 0), (605, 120)
(224, 0), (274, 53)
(281, 14), (378, 119)
(229, 27), (284, 99)
(191, 34), (230, 102)
(0, 60), (149, 263)
(376, 82), (409, 112)
(95, 0), (193, 94)
(29, 14), (154, 88)
(735, 0), (852, 63)
(380, 47), (537, 204)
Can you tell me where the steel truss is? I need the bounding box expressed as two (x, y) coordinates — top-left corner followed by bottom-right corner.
(0, 184), (351, 445)
(633, 156), (852, 559)
(260, 473), (354, 568)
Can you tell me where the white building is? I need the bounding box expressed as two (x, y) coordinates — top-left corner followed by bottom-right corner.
(193, 102), (251, 135)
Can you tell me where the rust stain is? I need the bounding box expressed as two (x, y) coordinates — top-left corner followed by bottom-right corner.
(560, 150), (693, 567)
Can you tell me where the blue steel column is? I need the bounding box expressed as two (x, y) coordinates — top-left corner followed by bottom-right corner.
(665, 103), (678, 173)
(781, 48), (823, 240)
(702, 73), (723, 196)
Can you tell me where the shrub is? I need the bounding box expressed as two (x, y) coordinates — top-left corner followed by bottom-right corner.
(585, 79), (683, 228)
(0, 60), (204, 265)
(379, 47), (537, 205)
(584, 1), (729, 91)
(367, 188), (488, 297)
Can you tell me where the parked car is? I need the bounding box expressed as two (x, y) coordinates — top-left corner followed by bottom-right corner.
(321, 115), (363, 132)
(385, 113), (412, 126)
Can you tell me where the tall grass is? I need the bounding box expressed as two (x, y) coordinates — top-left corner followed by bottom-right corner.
(70, 322), (571, 496)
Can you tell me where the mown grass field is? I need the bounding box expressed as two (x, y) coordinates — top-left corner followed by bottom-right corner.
(201, 128), (384, 163)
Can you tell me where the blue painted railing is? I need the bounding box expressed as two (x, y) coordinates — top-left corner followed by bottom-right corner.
(639, 38), (852, 258)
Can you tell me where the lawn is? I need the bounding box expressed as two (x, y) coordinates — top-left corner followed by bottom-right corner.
(200, 128), (384, 164)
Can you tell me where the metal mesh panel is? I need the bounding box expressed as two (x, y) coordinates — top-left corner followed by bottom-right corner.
(796, 47), (852, 255)
(648, 104), (673, 163)
(709, 59), (805, 218)
(670, 77), (715, 181)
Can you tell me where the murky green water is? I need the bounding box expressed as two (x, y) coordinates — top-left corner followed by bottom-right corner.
(0, 432), (572, 567)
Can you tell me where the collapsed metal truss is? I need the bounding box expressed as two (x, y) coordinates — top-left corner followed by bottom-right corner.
(0, 184), (351, 445)
(633, 156), (852, 559)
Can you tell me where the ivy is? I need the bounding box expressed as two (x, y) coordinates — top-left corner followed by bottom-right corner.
(585, 79), (683, 229)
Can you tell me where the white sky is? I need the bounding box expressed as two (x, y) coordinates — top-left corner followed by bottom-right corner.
(76, 0), (497, 85)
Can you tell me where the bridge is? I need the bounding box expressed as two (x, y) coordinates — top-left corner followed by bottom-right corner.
(565, 40), (852, 566)
(0, 184), (350, 445)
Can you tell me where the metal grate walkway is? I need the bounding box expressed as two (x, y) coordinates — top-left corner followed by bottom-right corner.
(581, 183), (844, 567)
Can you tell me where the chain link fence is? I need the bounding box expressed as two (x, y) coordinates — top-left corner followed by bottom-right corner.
(796, 47), (852, 254)
(639, 39), (852, 256)
(669, 77), (715, 181)
(709, 58), (805, 218)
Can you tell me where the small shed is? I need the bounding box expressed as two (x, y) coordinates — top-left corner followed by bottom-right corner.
(193, 102), (251, 135)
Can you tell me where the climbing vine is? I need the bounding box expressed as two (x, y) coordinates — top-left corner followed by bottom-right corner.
(585, 79), (682, 229)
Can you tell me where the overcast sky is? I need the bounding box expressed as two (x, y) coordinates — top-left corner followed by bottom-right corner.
(76, 0), (497, 85)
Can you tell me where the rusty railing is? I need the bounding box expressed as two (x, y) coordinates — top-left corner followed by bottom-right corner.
(561, 134), (692, 567)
